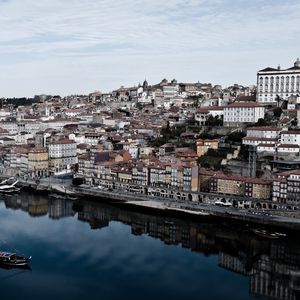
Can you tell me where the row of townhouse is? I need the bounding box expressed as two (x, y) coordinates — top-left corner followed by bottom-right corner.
(1, 137), (78, 177)
(77, 152), (199, 195)
(3, 146), (49, 178)
(272, 170), (300, 207)
(77, 148), (300, 209)
(210, 174), (271, 201)
(77, 151), (272, 202)
(200, 168), (300, 209)
(243, 127), (300, 156)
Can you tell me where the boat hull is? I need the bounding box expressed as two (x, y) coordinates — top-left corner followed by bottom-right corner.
(0, 252), (31, 267)
(0, 262), (32, 270)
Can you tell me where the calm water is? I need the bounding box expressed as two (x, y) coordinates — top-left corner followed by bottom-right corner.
(0, 192), (299, 300)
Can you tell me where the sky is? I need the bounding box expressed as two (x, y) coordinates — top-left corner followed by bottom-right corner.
(0, 0), (300, 97)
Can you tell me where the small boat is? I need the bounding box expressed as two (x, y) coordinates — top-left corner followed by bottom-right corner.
(274, 232), (287, 237)
(51, 185), (77, 196)
(49, 193), (78, 201)
(253, 229), (280, 239)
(0, 177), (15, 186)
(0, 179), (20, 194)
(0, 251), (31, 266)
(53, 170), (73, 179)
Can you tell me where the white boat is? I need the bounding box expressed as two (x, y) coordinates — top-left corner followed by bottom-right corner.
(0, 177), (16, 186)
(53, 170), (73, 179)
(49, 193), (78, 200)
(51, 184), (77, 196)
(0, 179), (20, 193)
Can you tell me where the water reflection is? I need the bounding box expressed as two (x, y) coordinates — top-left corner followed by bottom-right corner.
(0, 263), (32, 271)
(1, 193), (300, 300)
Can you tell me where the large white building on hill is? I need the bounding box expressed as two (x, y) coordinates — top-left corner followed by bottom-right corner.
(257, 58), (300, 104)
(223, 102), (265, 126)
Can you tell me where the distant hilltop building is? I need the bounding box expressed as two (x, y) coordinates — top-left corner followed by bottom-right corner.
(257, 58), (300, 105)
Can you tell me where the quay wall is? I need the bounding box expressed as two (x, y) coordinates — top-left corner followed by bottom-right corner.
(3, 176), (300, 231)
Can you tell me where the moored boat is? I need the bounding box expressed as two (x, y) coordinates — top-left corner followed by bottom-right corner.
(49, 193), (78, 201)
(253, 229), (280, 239)
(51, 184), (77, 196)
(0, 179), (20, 194)
(0, 251), (31, 266)
(53, 170), (73, 179)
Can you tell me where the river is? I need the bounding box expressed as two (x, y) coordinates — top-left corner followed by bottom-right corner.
(0, 192), (299, 300)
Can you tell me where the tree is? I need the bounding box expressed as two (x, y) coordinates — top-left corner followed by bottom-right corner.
(227, 131), (246, 143)
(273, 107), (283, 118)
(255, 118), (268, 126)
(72, 177), (85, 186)
(290, 118), (298, 127)
(136, 102), (144, 110)
(205, 115), (223, 126)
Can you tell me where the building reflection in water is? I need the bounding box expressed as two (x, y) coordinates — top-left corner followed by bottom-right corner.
(1, 193), (300, 300)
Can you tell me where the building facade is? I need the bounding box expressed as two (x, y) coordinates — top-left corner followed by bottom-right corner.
(223, 102), (265, 126)
(272, 170), (300, 208)
(28, 147), (49, 177)
(257, 58), (300, 104)
(48, 139), (77, 174)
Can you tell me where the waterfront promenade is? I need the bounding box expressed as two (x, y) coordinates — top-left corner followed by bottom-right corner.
(8, 176), (300, 231)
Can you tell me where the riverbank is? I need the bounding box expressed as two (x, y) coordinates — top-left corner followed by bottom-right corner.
(5, 176), (300, 232)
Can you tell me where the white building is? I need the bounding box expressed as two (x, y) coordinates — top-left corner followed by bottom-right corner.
(223, 102), (265, 126)
(277, 144), (300, 155)
(0, 109), (11, 121)
(257, 143), (276, 153)
(257, 58), (300, 104)
(0, 121), (42, 135)
(243, 137), (277, 147)
(48, 139), (77, 173)
(195, 106), (224, 125)
(280, 131), (300, 145)
(243, 127), (281, 147)
(246, 127), (282, 139)
(163, 84), (179, 99)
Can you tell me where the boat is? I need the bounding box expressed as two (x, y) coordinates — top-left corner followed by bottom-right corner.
(253, 229), (280, 239)
(274, 232), (287, 237)
(0, 262), (32, 271)
(49, 193), (78, 201)
(51, 185), (77, 196)
(165, 206), (210, 216)
(53, 170), (73, 179)
(0, 251), (31, 266)
(0, 179), (20, 194)
(0, 177), (15, 186)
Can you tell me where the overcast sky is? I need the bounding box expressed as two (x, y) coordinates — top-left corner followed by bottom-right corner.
(0, 0), (300, 97)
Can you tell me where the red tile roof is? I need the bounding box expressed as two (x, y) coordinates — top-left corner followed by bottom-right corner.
(243, 137), (277, 141)
(278, 144), (300, 148)
(226, 102), (262, 108)
(247, 127), (281, 131)
(281, 131), (300, 135)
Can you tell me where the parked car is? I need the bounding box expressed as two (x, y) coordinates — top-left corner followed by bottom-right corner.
(214, 200), (232, 207)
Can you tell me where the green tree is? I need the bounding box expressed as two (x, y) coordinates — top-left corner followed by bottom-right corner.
(273, 107), (283, 118)
(205, 115), (223, 126)
(255, 118), (268, 126)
